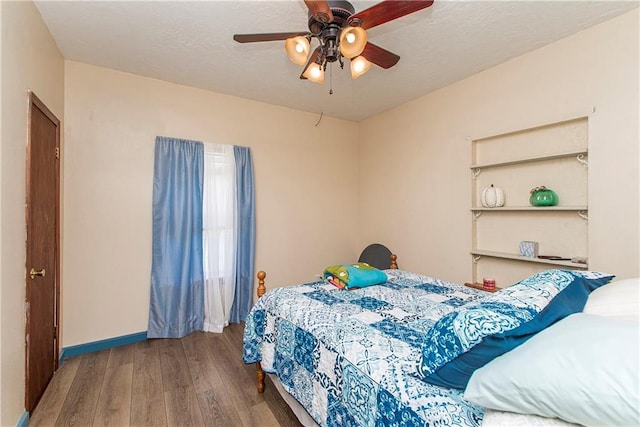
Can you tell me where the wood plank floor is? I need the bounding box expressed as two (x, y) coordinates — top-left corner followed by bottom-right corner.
(30, 323), (303, 427)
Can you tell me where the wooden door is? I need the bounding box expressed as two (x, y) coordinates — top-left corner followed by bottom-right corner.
(25, 92), (61, 412)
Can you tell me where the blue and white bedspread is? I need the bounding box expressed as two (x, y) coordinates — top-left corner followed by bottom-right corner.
(243, 269), (489, 426)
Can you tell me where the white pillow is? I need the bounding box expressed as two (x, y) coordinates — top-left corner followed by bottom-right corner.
(583, 277), (639, 322)
(464, 313), (640, 427)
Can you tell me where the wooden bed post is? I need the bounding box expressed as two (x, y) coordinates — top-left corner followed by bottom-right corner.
(256, 271), (266, 393)
(391, 254), (398, 269)
(257, 270), (266, 298)
(256, 362), (265, 394)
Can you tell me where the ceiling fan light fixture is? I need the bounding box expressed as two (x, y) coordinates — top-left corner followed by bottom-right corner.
(235, 0), (436, 86)
(339, 26), (367, 59)
(303, 62), (325, 83)
(285, 36), (311, 65)
(350, 55), (372, 79)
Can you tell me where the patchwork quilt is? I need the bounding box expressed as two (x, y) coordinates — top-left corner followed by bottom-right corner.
(243, 269), (489, 426)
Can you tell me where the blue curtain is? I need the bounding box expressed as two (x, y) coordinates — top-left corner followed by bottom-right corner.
(230, 145), (256, 323)
(148, 137), (205, 338)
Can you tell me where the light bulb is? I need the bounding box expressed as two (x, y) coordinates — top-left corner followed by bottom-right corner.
(350, 56), (372, 79)
(303, 62), (325, 83)
(285, 36), (310, 65)
(339, 26), (367, 59)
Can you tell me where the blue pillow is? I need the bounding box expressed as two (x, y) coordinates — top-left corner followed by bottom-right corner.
(416, 270), (614, 389)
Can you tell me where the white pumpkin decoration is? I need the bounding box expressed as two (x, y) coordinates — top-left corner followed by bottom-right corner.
(481, 184), (505, 208)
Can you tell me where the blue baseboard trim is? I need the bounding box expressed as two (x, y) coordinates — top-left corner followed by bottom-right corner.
(16, 411), (29, 427)
(59, 331), (148, 362)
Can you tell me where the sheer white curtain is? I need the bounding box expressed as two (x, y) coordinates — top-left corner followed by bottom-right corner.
(203, 143), (236, 333)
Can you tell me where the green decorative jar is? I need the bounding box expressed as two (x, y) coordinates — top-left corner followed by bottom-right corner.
(529, 186), (559, 206)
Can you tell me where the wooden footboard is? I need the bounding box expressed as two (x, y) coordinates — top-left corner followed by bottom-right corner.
(254, 254), (398, 393)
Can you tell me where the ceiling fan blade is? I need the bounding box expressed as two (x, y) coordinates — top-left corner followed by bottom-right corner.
(233, 32), (308, 43)
(304, 0), (334, 23)
(349, 0), (434, 30)
(300, 47), (322, 80)
(361, 42), (400, 69)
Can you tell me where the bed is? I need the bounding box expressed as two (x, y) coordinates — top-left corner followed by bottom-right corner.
(243, 259), (639, 427)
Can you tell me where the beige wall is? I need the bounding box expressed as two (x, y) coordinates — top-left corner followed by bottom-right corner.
(62, 62), (360, 347)
(0, 1), (65, 424)
(359, 9), (639, 285)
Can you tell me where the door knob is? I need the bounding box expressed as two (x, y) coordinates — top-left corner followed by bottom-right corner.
(29, 268), (46, 279)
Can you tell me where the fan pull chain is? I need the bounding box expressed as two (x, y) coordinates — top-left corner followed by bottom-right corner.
(329, 63), (333, 95)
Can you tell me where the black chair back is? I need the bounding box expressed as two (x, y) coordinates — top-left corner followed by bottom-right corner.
(358, 243), (393, 270)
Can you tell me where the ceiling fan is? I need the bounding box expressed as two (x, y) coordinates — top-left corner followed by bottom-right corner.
(233, 0), (434, 84)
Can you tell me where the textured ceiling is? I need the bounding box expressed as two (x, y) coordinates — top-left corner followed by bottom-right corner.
(35, 0), (638, 122)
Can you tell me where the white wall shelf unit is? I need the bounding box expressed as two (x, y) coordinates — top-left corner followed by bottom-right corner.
(470, 116), (590, 287)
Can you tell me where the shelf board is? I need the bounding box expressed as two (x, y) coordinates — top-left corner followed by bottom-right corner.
(464, 282), (499, 293)
(470, 250), (588, 269)
(471, 206), (588, 212)
(470, 116), (589, 143)
(470, 150), (587, 170)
